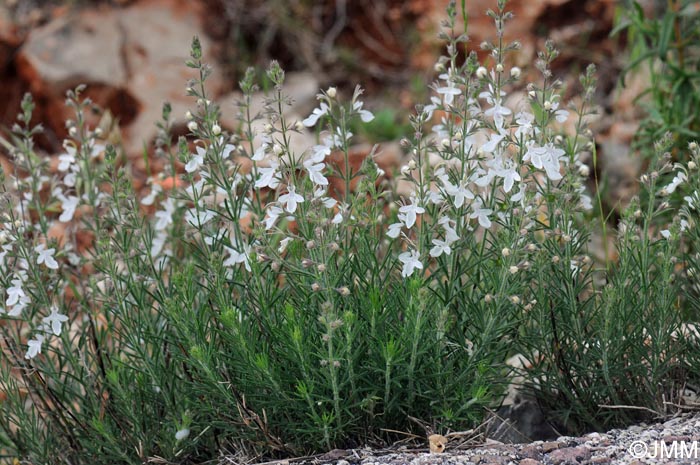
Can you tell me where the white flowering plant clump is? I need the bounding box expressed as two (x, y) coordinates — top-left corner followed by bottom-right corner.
(1, 1), (699, 463)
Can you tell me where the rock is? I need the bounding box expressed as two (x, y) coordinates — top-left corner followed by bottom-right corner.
(541, 441), (561, 453)
(16, 0), (223, 156)
(547, 445), (592, 464)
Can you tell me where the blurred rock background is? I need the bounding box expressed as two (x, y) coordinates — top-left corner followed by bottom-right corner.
(0, 0), (658, 222)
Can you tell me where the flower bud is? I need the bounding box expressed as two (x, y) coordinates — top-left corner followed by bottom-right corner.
(337, 286), (350, 296)
(509, 265), (519, 274)
(578, 165), (590, 177)
(510, 67), (521, 79)
(689, 141), (698, 151)
(408, 160), (417, 170)
(311, 283), (321, 292)
(317, 263), (326, 272)
(273, 144), (283, 156)
(689, 161), (697, 170)
(484, 294), (493, 303)
(94, 127), (103, 138)
(496, 63), (504, 73)
(185, 111), (193, 120)
(187, 121), (198, 132)
(509, 295), (520, 305)
(501, 247), (511, 257)
(544, 101), (552, 111)
(295, 121), (305, 132)
(212, 123), (221, 135)
(552, 255), (560, 264)
(326, 87), (337, 98)
(476, 66), (488, 79)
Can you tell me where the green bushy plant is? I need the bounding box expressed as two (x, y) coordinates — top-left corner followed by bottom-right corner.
(0, 1), (699, 464)
(613, 0), (700, 159)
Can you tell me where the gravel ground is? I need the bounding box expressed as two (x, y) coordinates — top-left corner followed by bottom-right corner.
(263, 413), (700, 465)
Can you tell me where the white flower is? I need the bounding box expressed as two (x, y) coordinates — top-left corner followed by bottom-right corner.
(550, 101), (569, 123)
(479, 84), (511, 128)
(353, 101), (374, 122)
(0, 244), (11, 271)
(185, 146), (206, 173)
(430, 239), (452, 257)
(175, 428), (190, 441)
(524, 143), (564, 181)
(438, 216), (459, 243)
(303, 155), (328, 186)
(387, 222), (403, 239)
(264, 205), (284, 230)
(42, 305), (69, 336)
(423, 96), (441, 120)
(398, 195), (424, 229)
(494, 158), (521, 193)
(662, 171), (687, 195)
(141, 182), (163, 206)
(302, 102), (330, 127)
(279, 185), (304, 213)
(514, 111), (539, 139)
(58, 146), (77, 171)
(436, 80), (461, 105)
(470, 202), (493, 229)
(151, 230), (168, 257)
(510, 183), (526, 203)
(58, 194), (80, 222)
(252, 135), (271, 161)
(154, 198), (176, 231)
(398, 250), (423, 278)
(443, 178), (474, 208)
(481, 131), (505, 153)
(8, 295), (30, 317)
(35, 244), (59, 270)
(311, 142), (332, 161)
(223, 244), (251, 272)
(6, 278), (26, 307)
(661, 229), (671, 239)
(221, 142), (236, 159)
(254, 160), (280, 189)
(25, 334), (45, 360)
(278, 237), (292, 254)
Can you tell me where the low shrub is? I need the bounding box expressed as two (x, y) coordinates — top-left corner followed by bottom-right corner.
(0, 1), (698, 463)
